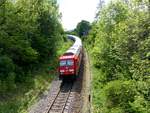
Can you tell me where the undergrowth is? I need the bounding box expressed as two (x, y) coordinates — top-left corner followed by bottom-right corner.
(0, 41), (72, 113)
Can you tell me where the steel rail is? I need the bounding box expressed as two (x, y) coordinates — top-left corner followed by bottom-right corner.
(46, 83), (73, 113)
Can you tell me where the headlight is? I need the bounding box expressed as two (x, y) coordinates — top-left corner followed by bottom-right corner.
(60, 70), (65, 72)
(69, 69), (74, 72)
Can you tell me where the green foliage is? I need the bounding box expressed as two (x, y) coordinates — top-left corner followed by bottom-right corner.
(75, 20), (91, 37)
(100, 80), (137, 113)
(65, 30), (77, 36)
(0, 69), (54, 113)
(85, 0), (150, 112)
(0, 56), (15, 78)
(0, 0), (63, 90)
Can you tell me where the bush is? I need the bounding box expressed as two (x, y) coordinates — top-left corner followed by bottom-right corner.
(0, 56), (15, 80)
(99, 80), (136, 113)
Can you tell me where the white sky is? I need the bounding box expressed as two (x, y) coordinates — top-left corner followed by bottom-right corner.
(58, 0), (110, 30)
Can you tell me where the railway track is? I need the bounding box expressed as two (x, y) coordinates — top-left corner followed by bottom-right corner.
(46, 82), (73, 113)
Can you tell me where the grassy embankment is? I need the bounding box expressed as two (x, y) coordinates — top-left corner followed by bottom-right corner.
(0, 41), (72, 113)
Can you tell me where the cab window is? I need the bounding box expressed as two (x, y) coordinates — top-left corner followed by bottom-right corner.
(67, 60), (74, 66)
(60, 60), (66, 66)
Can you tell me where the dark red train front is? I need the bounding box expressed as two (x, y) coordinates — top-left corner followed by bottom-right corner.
(58, 35), (82, 80)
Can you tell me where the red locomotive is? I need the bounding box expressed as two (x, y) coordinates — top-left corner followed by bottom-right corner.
(59, 35), (82, 80)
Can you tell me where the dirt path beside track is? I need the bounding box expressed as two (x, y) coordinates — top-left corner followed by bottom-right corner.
(81, 50), (91, 113)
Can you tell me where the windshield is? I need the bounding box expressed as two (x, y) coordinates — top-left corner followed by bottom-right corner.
(60, 60), (74, 66)
(67, 60), (74, 66)
(60, 60), (66, 66)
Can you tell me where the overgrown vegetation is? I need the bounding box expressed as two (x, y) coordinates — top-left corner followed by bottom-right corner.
(75, 20), (91, 37)
(66, 20), (91, 38)
(0, 40), (71, 113)
(0, 0), (69, 112)
(85, 0), (150, 112)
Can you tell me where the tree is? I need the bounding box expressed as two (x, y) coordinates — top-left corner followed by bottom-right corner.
(0, 0), (64, 92)
(75, 20), (91, 37)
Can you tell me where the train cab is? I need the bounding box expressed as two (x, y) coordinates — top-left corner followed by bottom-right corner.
(59, 53), (78, 79)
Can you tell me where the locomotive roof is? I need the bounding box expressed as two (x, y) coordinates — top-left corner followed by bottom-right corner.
(59, 55), (75, 60)
(65, 35), (82, 56)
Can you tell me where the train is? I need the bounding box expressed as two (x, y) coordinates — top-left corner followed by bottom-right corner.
(58, 35), (83, 80)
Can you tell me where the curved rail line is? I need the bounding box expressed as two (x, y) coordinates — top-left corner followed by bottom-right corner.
(46, 82), (73, 113)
